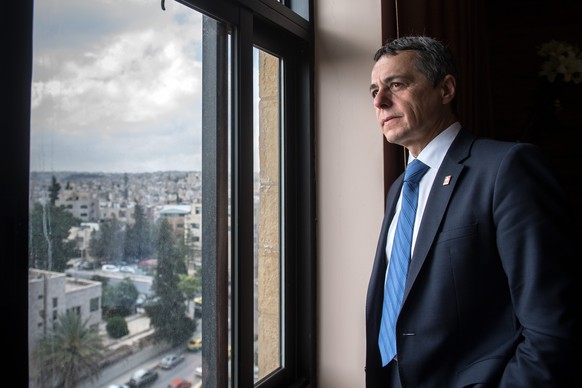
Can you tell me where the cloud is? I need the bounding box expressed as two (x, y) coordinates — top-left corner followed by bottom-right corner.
(30, 0), (204, 173)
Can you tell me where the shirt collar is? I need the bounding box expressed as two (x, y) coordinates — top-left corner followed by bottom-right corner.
(408, 122), (461, 169)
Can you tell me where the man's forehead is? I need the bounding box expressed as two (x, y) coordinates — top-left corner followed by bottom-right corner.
(371, 53), (418, 81)
(373, 51), (416, 70)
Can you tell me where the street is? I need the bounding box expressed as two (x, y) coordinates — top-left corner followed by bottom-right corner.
(103, 346), (202, 388)
(77, 314), (203, 388)
(77, 324), (202, 388)
(67, 267), (204, 387)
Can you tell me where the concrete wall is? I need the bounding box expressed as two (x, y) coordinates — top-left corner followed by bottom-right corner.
(314, 2), (384, 387)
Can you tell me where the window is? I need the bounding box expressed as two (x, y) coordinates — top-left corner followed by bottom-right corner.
(16, 0), (313, 387)
(194, 1), (314, 387)
(90, 297), (99, 312)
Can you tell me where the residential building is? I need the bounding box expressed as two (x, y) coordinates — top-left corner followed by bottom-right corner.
(28, 269), (102, 360)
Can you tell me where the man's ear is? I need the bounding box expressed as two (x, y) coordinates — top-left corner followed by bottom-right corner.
(441, 74), (456, 105)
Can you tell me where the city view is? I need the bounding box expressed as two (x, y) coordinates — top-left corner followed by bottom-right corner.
(29, 1), (278, 386)
(28, 169), (206, 388)
(29, 1), (210, 386)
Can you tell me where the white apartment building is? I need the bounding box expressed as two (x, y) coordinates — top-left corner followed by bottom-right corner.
(28, 269), (102, 356)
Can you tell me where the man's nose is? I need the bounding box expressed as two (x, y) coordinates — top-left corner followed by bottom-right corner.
(373, 90), (392, 109)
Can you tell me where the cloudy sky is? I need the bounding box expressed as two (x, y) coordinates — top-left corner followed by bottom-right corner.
(30, 0), (205, 173)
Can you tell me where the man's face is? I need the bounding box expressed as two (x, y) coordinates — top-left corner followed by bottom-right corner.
(370, 51), (452, 155)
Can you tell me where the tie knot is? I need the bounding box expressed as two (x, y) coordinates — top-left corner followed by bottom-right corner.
(404, 159), (429, 184)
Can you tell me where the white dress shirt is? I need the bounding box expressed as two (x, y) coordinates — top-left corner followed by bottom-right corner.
(385, 122), (462, 267)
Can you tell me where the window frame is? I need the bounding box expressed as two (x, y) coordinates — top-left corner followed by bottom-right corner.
(185, 0), (314, 387)
(5, 2), (34, 386)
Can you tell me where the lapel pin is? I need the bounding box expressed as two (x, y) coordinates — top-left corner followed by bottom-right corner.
(443, 175), (452, 186)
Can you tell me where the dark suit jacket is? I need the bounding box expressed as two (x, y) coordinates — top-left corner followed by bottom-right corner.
(365, 129), (582, 387)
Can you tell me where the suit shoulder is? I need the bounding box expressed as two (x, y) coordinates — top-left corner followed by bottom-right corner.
(470, 137), (541, 159)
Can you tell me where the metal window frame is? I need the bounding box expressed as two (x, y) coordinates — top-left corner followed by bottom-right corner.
(191, 0), (315, 387)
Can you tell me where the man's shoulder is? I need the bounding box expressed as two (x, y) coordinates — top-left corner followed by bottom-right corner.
(457, 130), (538, 157)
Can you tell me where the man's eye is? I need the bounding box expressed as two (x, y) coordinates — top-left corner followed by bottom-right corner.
(389, 82), (403, 90)
(371, 90), (378, 98)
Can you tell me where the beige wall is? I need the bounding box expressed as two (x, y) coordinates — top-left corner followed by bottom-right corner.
(315, 2), (385, 387)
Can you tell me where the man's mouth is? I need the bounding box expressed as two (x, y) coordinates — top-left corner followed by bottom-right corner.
(381, 116), (399, 125)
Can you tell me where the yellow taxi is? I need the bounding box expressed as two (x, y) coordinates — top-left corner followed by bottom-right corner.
(187, 337), (202, 351)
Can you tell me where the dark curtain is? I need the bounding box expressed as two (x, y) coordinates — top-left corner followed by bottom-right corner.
(380, 0), (493, 195)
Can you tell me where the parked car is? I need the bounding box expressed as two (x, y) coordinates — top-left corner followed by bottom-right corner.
(79, 260), (98, 270)
(101, 264), (119, 272)
(120, 265), (136, 273)
(128, 368), (158, 387)
(159, 353), (185, 369)
(167, 379), (192, 388)
(187, 337), (202, 351)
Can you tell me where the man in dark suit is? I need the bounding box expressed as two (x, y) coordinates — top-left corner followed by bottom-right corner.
(365, 35), (581, 387)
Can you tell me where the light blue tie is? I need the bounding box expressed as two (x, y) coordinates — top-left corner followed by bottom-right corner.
(378, 159), (429, 366)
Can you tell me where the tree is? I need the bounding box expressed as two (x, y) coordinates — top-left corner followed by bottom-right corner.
(31, 310), (104, 388)
(89, 218), (125, 264)
(124, 203), (153, 261)
(48, 175), (61, 205)
(178, 272), (202, 320)
(145, 218), (195, 345)
(102, 277), (139, 318)
(29, 202), (80, 271)
(106, 316), (129, 339)
(178, 273), (201, 301)
(90, 274), (110, 286)
(175, 236), (190, 275)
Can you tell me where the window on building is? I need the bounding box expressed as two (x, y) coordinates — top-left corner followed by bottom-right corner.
(27, 1), (313, 387)
(90, 297), (99, 312)
(52, 297), (57, 308)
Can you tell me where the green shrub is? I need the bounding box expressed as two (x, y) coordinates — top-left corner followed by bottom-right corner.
(106, 316), (129, 339)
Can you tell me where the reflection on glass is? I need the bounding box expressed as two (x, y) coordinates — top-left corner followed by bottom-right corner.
(253, 47), (282, 383)
(28, 1), (205, 387)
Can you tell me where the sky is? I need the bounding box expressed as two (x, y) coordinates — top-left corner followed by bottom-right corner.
(30, 0), (205, 173)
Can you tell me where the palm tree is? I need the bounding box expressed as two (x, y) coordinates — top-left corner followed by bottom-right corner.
(31, 310), (105, 388)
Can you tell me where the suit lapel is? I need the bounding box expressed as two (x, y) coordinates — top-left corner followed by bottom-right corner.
(403, 130), (474, 301)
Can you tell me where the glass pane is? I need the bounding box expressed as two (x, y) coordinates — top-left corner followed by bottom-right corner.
(253, 47), (282, 383)
(28, 1), (209, 387)
(288, 0), (310, 20)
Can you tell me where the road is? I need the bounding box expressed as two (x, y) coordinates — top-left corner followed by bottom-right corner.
(103, 347), (202, 388)
(77, 324), (202, 388)
(70, 266), (205, 387)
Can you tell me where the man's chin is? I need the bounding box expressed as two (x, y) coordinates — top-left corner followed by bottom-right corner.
(382, 128), (402, 144)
